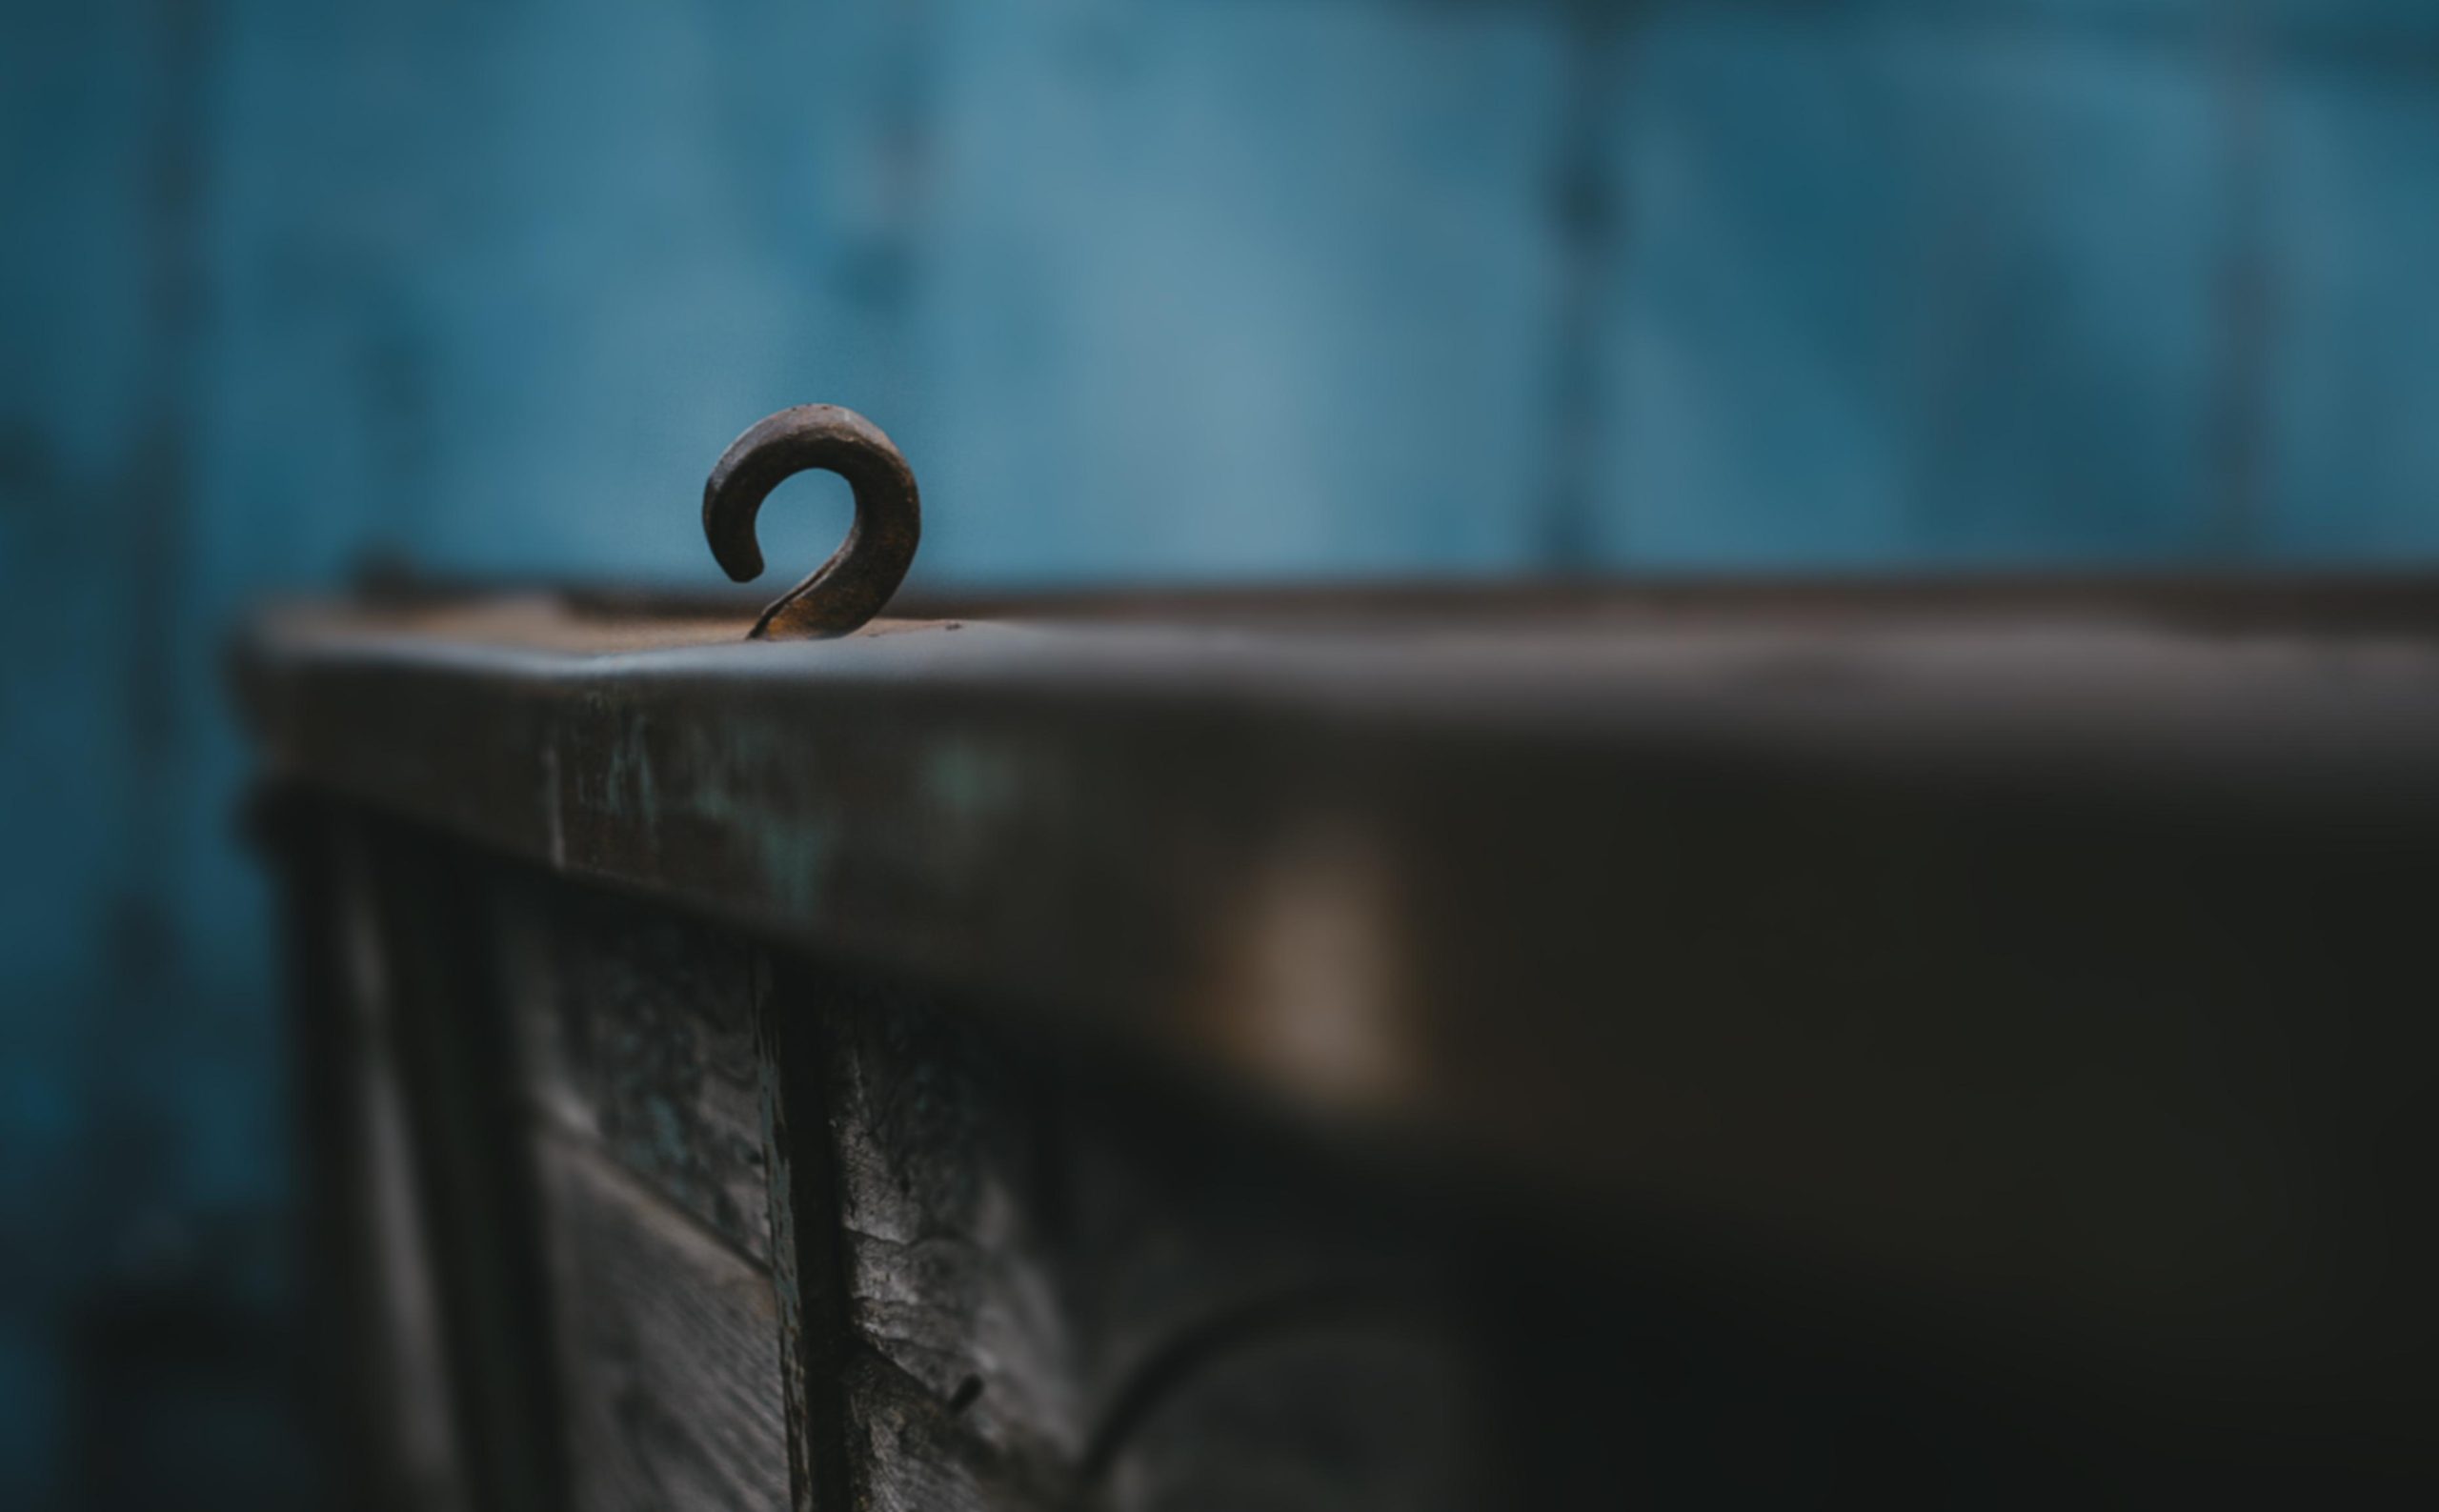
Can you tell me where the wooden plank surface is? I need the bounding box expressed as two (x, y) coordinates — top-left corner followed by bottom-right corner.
(312, 847), (2432, 1502)
(493, 875), (776, 1262)
(816, 974), (1076, 1512)
(533, 1131), (792, 1512)
(793, 966), (1484, 1512)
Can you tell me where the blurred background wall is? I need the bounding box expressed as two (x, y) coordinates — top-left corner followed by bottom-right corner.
(3, 1), (2434, 1505)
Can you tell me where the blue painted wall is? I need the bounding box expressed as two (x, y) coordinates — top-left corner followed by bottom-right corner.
(4, 1), (2435, 1504)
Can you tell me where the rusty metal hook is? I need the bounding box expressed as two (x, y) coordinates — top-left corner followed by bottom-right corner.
(702, 404), (921, 639)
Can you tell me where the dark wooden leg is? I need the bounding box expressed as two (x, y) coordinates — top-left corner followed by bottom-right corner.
(355, 816), (567, 1512)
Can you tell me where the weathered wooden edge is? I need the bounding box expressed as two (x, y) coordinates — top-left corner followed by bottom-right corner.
(231, 604), (2439, 1042)
(232, 601), (2439, 1407)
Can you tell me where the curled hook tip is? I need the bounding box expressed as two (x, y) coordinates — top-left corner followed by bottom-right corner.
(711, 538), (765, 584)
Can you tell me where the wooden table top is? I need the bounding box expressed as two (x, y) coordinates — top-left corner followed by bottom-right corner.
(237, 574), (2439, 1421)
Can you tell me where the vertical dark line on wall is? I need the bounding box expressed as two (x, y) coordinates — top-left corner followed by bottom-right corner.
(81, 0), (220, 1279)
(857, 0), (937, 433)
(1538, 1), (1626, 570)
(364, 305), (434, 559)
(115, 0), (216, 998)
(880, 0), (936, 292)
(2203, 0), (2273, 560)
(64, 12), (232, 1507)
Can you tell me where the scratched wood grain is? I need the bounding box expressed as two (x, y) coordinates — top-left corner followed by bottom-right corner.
(787, 965), (1483, 1512)
(532, 1130), (793, 1512)
(834, 983), (1078, 1511)
(492, 874), (776, 1262)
